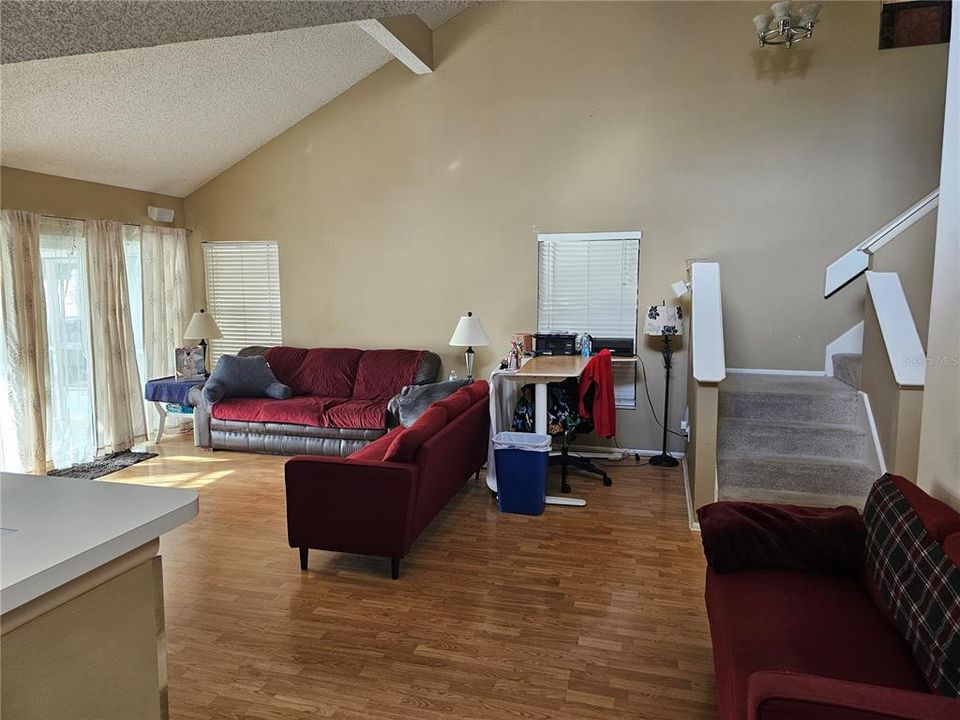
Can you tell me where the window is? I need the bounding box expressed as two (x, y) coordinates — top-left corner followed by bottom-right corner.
(39, 217), (95, 468)
(537, 232), (641, 407)
(122, 225), (146, 386)
(202, 242), (282, 363)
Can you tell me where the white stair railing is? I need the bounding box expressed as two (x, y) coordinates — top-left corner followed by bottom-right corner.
(865, 271), (925, 388)
(824, 189), (939, 298)
(686, 262), (725, 516)
(691, 262), (726, 383)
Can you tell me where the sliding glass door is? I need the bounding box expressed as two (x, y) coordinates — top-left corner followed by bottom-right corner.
(36, 220), (149, 468)
(38, 217), (95, 468)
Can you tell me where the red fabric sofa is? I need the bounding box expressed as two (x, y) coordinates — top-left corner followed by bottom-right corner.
(192, 345), (440, 456)
(700, 475), (960, 720)
(284, 380), (490, 578)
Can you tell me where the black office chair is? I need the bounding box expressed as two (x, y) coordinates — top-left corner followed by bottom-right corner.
(548, 378), (612, 494)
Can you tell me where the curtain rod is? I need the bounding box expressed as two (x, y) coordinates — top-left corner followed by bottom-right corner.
(40, 212), (193, 233)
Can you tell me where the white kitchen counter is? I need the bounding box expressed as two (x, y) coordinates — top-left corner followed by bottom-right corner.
(0, 472), (198, 614)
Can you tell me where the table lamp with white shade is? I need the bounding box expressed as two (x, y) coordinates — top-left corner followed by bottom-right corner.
(643, 303), (683, 468)
(184, 309), (222, 375)
(449, 311), (490, 380)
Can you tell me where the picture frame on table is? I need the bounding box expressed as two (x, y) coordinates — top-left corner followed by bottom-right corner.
(175, 346), (206, 381)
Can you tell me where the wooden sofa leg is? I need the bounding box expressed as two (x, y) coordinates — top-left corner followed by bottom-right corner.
(299, 548), (308, 570)
(391, 557), (400, 580)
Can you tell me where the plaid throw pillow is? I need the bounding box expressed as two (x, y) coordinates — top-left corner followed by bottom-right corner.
(864, 475), (960, 698)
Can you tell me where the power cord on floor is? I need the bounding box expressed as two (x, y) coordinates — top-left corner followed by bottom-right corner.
(637, 354), (687, 440)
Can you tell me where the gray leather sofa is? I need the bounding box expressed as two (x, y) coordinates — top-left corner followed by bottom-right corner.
(191, 346), (440, 456)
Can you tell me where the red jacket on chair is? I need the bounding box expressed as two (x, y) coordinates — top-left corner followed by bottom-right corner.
(578, 349), (616, 438)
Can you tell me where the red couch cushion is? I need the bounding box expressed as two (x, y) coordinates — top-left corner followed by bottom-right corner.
(323, 399), (391, 429)
(946, 533), (960, 566)
(212, 396), (346, 426)
(348, 427), (403, 463)
(706, 568), (930, 720)
(288, 348), (363, 397)
(384, 405), (447, 463)
(698, 501), (863, 574)
(352, 349), (424, 400)
(464, 379), (489, 404)
(263, 346), (308, 388)
(435, 389), (473, 420)
(888, 474), (960, 541)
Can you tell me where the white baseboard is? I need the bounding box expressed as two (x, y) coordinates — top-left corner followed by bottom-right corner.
(726, 367), (826, 377)
(824, 322), (864, 376)
(860, 391), (887, 475)
(682, 457), (700, 532)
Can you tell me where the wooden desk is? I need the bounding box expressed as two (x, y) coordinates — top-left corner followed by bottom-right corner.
(504, 354), (638, 507)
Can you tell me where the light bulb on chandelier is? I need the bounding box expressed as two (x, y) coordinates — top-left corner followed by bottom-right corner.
(753, 1), (822, 48)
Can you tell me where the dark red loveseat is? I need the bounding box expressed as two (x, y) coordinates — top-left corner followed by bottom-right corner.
(284, 380), (490, 578)
(193, 345), (440, 456)
(700, 474), (960, 720)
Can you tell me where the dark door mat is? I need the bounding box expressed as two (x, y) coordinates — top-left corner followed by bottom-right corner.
(48, 450), (158, 479)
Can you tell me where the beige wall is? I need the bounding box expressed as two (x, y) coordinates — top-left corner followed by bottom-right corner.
(0, 166), (186, 228)
(184, 1), (948, 451)
(861, 294), (923, 479)
(870, 212), (937, 348)
(686, 379), (719, 512)
(918, 19), (959, 509)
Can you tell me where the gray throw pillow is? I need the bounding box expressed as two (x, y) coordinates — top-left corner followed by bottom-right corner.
(202, 354), (291, 405)
(394, 379), (470, 427)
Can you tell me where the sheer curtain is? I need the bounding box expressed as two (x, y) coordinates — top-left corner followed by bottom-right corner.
(0, 210), (49, 473)
(85, 220), (146, 454)
(140, 225), (193, 433)
(39, 217), (95, 468)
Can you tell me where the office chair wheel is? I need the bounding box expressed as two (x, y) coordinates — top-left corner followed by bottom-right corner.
(602, 474), (612, 487)
(561, 481), (572, 494)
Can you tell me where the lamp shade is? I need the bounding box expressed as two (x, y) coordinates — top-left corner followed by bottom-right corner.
(184, 310), (222, 340)
(643, 304), (683, 337)
(449, 312), (490, 347)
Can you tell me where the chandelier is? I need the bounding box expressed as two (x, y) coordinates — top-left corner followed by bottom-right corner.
(753, 2), (822, 48)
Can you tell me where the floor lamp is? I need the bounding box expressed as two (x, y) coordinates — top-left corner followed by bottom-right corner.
(644, 304), (683, 468)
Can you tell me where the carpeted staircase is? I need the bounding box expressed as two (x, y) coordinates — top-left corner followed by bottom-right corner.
(717, 355), (879, 508)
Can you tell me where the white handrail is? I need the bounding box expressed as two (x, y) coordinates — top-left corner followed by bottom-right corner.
(824, 188), (940, 298)
(866, 271), (925, 388)
(691, 262), (726, 383)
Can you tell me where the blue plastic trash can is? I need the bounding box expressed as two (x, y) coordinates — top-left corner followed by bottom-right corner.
(493, 432), (551, 515)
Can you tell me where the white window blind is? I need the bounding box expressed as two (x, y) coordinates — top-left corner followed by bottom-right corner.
(538, 235), (640, 338)
(537, 233), (641, 407)
(203, 242), (282, 363)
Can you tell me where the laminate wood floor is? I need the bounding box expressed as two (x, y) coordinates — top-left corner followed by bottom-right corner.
(111, 435), (716, 719)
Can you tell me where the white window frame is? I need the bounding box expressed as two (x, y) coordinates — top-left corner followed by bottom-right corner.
(536, 230), (642, 408)
(202, 241), (282, 363)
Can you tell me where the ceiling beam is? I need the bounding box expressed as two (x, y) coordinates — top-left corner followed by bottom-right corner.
(0, 1), (465, 65)
(358, 15), (433, 75)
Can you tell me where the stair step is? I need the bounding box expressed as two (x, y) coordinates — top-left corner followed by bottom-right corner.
(718, 485), (870, 510)
(717, 455), (878, 502)
(718, 417), (868, 461)
(720, 373), (857, 396)
(719, 388), (859, 423)
(832, 353), (863, 390)
(719, 373), (859, 423)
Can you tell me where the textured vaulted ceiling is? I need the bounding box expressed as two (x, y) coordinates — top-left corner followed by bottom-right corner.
(0, 2), (469, 196)
(0, 1), (473, 64)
